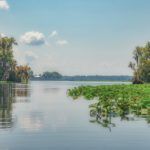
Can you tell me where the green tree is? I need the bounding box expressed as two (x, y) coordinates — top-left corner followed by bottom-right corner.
(140, 42), (150, 82)
(41, 72), (62, 80)
(129, 42), (150, 83)
(0, 36), (31, 83)
(0, 37), (17, 80)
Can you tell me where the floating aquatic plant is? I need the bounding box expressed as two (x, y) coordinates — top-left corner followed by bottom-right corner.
(68, 84), (150, 129)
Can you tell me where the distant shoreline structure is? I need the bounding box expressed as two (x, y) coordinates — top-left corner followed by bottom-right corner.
(31, 75), (132, 82)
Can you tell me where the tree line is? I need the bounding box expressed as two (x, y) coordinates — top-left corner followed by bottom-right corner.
(0, 36), (31, 83)
(0, 36), (150, 83)
(129, 42), (150, 84)
(31, 72), (132, 81)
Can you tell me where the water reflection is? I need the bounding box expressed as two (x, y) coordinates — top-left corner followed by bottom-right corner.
(19, 112), (44, 132)
(13, 84), (31, 103)
(43, 87), (60, 93)
(89, 103), (150, 131)
(0, 83), (30, 129)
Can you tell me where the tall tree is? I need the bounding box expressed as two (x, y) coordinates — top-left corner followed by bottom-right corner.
(0, 37), (17, 80)
(129, 42), (150, 83)
(0, 36), (31, 83)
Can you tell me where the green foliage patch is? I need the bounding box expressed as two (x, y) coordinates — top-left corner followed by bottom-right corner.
(68, 84), (150, 127)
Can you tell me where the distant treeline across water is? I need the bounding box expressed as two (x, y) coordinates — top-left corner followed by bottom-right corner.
(31, 72), (132, 82)
(61, 75), (132, 81)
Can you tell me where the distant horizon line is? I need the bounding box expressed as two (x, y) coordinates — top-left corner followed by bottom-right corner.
(33, 74), (132, 77)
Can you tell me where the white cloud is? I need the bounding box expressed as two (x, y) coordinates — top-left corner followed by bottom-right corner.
(56, 40), (68, 46)
(20, 31), (45, 46)
(0, 33), (6, 38)
(50, 30), (58, 37)
(0, 0), (9, 10)
(49, 30), (69, 46)
(20, 30), (69, 47)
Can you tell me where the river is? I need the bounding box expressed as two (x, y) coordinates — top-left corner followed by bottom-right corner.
(0, 81), (149, 150)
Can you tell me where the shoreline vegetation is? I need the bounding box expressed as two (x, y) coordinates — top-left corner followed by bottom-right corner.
(68, 84), (150, 128)
(67, 42), (150, 128)
(1, 36), (150, 129)
(31, 74), (132, 82)
(129, 42), (150, 84)
(0, 36), (31, 83)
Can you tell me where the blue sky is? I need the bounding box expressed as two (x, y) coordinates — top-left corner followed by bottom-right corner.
(1, 0), (150, 75)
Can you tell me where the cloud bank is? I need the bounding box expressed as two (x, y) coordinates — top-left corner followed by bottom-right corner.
(20, 31), (45, 46)
(0, 0), (9, 10)
(20, 30), (68, 47)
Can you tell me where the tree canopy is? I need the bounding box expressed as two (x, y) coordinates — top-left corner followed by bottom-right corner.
(41, 72), (62, 80)
(0, 36), (31, 83)
(129, 42), (150, 83)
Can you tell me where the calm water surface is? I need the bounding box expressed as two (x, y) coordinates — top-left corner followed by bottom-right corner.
(0, 81), (149, 150)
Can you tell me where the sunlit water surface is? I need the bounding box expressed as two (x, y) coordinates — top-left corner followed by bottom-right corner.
(0, 81), (149, 150)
